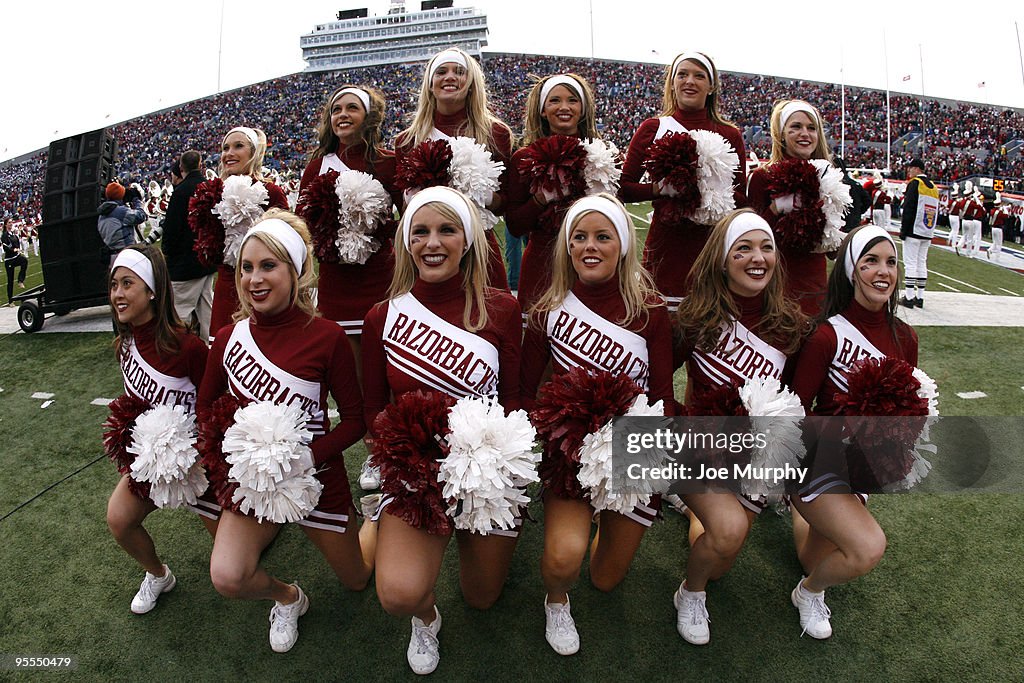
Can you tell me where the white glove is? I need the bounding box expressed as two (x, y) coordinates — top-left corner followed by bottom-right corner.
(771, 193), (799, 215)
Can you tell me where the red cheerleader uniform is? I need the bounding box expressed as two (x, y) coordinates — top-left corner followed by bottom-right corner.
(747, 161), (828, 317)
(198, 305), (365, 532)
(505, 138), (579, 317)
(673, 291), (796, 511)
(791, 299), (919, 499)
(396, 111), (513, 291)
(621, 109), (747, 308)
(119, 321), (219, 519)
(520, 278), (674, 525)
(202, 180), (289, 342)
(361, 274), (522, 534)
(299, 143), (401, 335)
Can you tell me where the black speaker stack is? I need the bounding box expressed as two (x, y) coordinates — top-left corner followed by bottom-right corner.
(39, 128), (118, 304)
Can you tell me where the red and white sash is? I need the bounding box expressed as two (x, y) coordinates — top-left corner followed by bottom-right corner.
(223, 320), (327, 435)
(655, 115), (688, 142)
(546, 292), (650, 390)
(318, 153), (352, 176)
(121, 339), (197, 412)
(827, 314), (884, 392)
(383, 293), (500, 399)
(692, 320), (786, 388)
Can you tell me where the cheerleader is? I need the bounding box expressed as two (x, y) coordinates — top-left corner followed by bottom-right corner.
(747, 99), (838, 316)
(200, 210), (371, 653)
(395, 47), (513, 290)
(297, 84), (401, 492)
(361, 186), (522, 675)
(521, 194), (674, 656)
(105, 245), (218, 614)
(788, 225), (917, 639)
(620, 50), (747, 310)
(671, 209), (808, 645)
(190, 126), (289, 342)
(506, 73), (603, 315)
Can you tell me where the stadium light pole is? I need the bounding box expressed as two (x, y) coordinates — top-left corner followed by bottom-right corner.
(1017, 22), (1024, 94)
(588, 0), (595, 59)
(883, 30), (891, 173)
(217, 0), (225, 94)
(919, 43), (926, 155)
(840, 45), (846, 160)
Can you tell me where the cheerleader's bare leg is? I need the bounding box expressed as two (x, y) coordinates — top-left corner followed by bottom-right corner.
(540, 494), (594, 603)
(209, 510), (295, 603)
(589, 510), (648, 592)
(299, 503), (372, 591)
(106, 475), (163, 575)
(790, 494), (886, 592)
(375, 510), (449, 622)
(455, 530), (518, 609)
(681, 492), (755, 590)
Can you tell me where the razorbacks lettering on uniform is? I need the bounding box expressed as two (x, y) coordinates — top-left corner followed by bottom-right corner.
(692, 320), (786, 388)
(827, 314), (884, 392)
(121, 338), (197, 411)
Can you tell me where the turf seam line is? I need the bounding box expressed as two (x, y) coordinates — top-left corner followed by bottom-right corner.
(0, 454), (105, 523)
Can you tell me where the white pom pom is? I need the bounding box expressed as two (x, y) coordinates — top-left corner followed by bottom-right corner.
(213, 176), (270, 265)
(333, 170), (389, 264)
(738, 377), (805, 498)
(127, 404), (208, 509)
(448, 137), (504, 231)
(689, 130), (739, 225)
(577, 394), (668, 514)
(810, 159), (852, 253)
(581, 139), (622, 195)
(222, 402), (321, 524)
(439, 397), (539, 533)
(911, 367), (939, 417)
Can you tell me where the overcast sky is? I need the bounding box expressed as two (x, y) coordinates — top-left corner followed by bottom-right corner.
(2, 0), (1023, 162)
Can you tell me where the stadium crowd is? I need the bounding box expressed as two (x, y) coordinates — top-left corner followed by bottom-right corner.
(1, 52), (1023, 225)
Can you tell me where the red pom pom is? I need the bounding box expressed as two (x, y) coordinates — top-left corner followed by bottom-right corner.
(835, 356), (929, 489)
(198, 393), (246, 513)
(296, 169), (342, 264)
(188, 177), (225, 268)
(530, 366), (643, 499)
(371, 390), (456, 535)
(103, 393), (153, 500)
(764, 158), (827, 252)
(518, 135), (587, 202)
(645, 132), (703, 220)
(396, 139), (453, 191)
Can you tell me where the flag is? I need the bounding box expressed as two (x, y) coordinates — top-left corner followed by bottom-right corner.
(978, 81), (986, 88)
(902, 74), (911, 82)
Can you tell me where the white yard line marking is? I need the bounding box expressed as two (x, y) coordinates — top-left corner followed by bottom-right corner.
(629, 211), (651, 225)
(935, 281), (960, 292)
(956, 391), (988, 399)
(926, 269), (991, 294)
(91, 398), (114, 406)
(31, 392), (54, 399)
(40, 400), (54, 409)
(997, 287), (1020, 296)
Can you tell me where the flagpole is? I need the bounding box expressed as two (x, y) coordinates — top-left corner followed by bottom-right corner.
(919, 43), (926, 155)
(217, 0), (225, 94)
(841, 44), (846, 160)
(883, 30), (891, 173)
(1017, 21), (1024, 92)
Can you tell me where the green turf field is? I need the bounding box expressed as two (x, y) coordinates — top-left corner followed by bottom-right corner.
(2, 209), (1023, 679)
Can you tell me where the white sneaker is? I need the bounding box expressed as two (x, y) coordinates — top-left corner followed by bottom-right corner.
(360, 493), (382, 519)
(130, 564), (176, 614)
(358, 457), (381, 490)
(269, 583), (309, 653)
(673, 585), (710, 645)
(407, 606), (442, 675)
(544, 595), (580, 655)
(791, 578), (832, 639)
(664, 493), (688, 515)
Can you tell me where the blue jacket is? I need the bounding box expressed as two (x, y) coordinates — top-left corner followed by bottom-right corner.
(97, 199), (148, 251)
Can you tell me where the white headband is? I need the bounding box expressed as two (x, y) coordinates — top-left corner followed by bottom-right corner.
(539, 75), (586, 116)
(428, 49), (468, 74)
(672, 52), (715, 87)
(844, 226), (896, 283)
(779, 101), (818, 130)
(112, 249), (156, 292)
(402, 186), (476, 254)
(563, 195), (632, 260)
(243, 218), (307, 275)
(332, 87), (371, 113)
(722, 212), (775, 265)
(227, 126), (260, 149)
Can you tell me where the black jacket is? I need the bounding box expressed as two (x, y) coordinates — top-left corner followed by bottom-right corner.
(161, 170), (215, 280)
